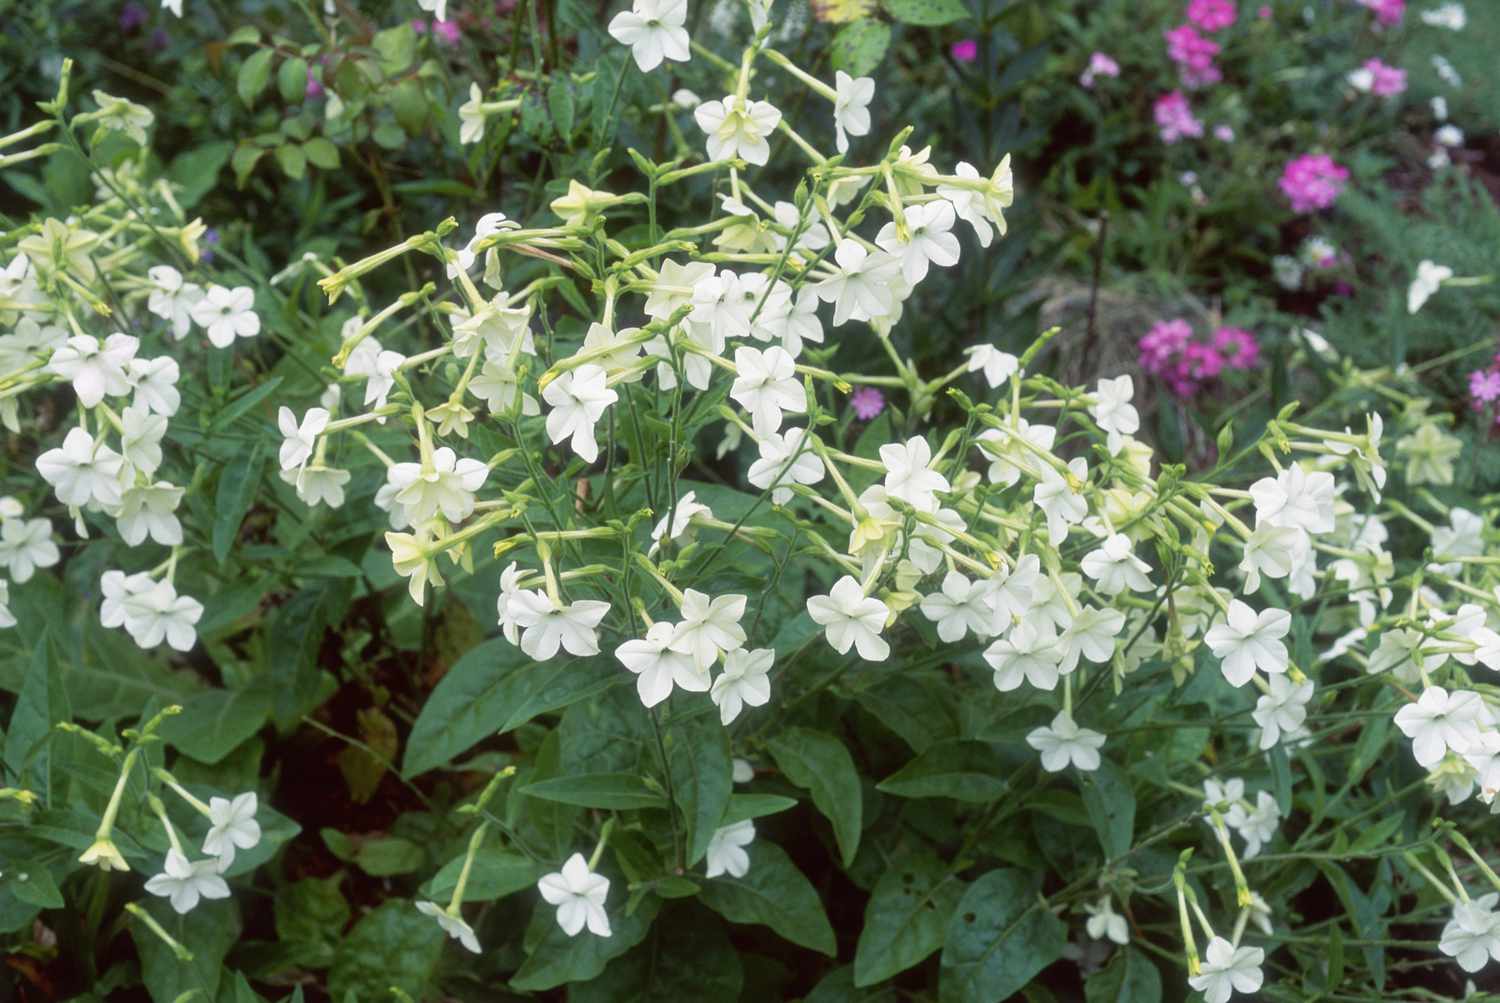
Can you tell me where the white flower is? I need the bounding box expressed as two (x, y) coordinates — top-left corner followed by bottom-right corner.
(1080, 533), (1153, 595)
(543, 364), (618, 464)
(965, 345), (1019, 388)
(984, 620), (1066, 692)
(1058, 605), (1125, 674)
(1421, 3), (1467, 29)
(1252, 675), (1314, 749)
(47, 333), (138, 407)
(36, 427), (126, 508)
(977, 418), (1055, 487)
(983, 553), (1041, 632)
(607, 0), (690, 72)
(1367, 627), (1443, 683)
(1089, 376), (1139, 455)
(649, 491), (712, 555)
(115, 481), (185, 546)
(0, 581), (14, 629)
(830, 70), (875, 154)
(471, 356), (539, 417)
(538, 853), (611, 938)
(731, 346), (804, 436)
(280, 466), (350, 509)
(704, 819), (755, 878)
(0, 517), (59, 583)
(919, 570), (993, 643)
(1204, 601), (1291, 686)
(1440, 893), (1500, 973)
(146, 265), (204, 339)
(1436, 124), (1464, 147)
(616, 622), (709, 708)
(100, 570), (155, 629)
(807, 576), (890, 661)
(416, 901), (481, 953)
(417, 0), (448, 21)
(389, 530), (443, 605)
(1235, 791), (1281, 858)
(202, 792), (261, 869)
(120, 402), (167, 477)
(509, 592), (612, 661)
(938, 158), (1012, 247)
(815, 240), (903, 326)
(669, 590), (747, 669)
(143, 849), (231, 914)
(1394, 686), (1485, 768)
(876, 200), (959, 285)
(1238, 523), (1308, 593)
(747, 427), (824, 504)
(1408, 259), (1454, 314)
(1187, 937), (1265, 1003)
(360, 350), (404, 410)
(694, 95), (782, 166)
(1026, 712), (1105, 772)
(388, 447), (489, 524)
(129, 356), (182, 417)
(1084, 896), (1128, 944)
(880, 436), (949, 513)
(1248, 465), (1336, 534)
(458, 83), (488, 145)
(120, 579), (203, 651)
(190, 285), (260, 348)
(1033, 458), (1089, 545)
(710, 647), (773, 724)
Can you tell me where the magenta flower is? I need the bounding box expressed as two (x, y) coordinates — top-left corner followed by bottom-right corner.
(1258, 4), (1271, 16)
(1357, 0), (1404, 25)
(849, 387), (884, 421)
(1154, 91), (1204, 144)
(1139, 319), (1194, 377)
(305, 71), (325, 100)
(1080, 51), (1120, 88)
(433, 18), (461, 44)
(1212, 327), (1261, 370)
(950, 39), (978, 63)
(1364, 58), (1407, 97)
(1278, 154), (1349, 214)
(1163, 23), (1221, 88)
(1187, 0), (1237, 31)
(1470, 370), (1500, 406)
(1213, 123), (1235, 142)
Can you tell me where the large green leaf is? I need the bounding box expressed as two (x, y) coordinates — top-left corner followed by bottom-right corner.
(881, 0), (968, 25)
(421, 846), (540, 902)
(403, 639), (619, 777)
(237, 49), (275, 107)
(1085, 947), (1161, 1003)
(158, 686), (271, 765)
(521, 773), (668, 811)
(213, 444), (266, 566)
(666, 707), (733, 866)
(572, 904), (742, 1002)
(698, 842), (835, 956)
(853, 850), (965, 986)
(133, 897), (241, 1003)
(830, 21), (892, 79)
(939, 869), (1066, 1003)
(4, 636), (67, 800)
(512, 894), (659, 991)
(877, 740), (1009, 802)
(1078, 758), (1134, 859)
(768, 727), (862, 867)
(327, 900), (445, 1000)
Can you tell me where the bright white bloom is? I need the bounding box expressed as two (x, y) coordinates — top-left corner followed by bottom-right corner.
(1249, 465), (1336, 534)
(0, 518), (59, 583)
(816, 240), (904, 326)
(747, 427), (824, 504)
(1026, 712), (1105, 772)
(1089, 376), (1139, 455)
(694, 94), (782, 166)
(1436, 124), (1464, 147)
(146, 265), (204, 339)
(608, 0), (690, 72)
(281, 466), (350, 509)
(543, 364), (617, 464)
(983, 553), (1042, 631)
(704, 820), (755, 878)
(669, 590), (747, 669)
(937, 158), (1012, 247)
(388, 447), (489, 524)
(965, 345), (1019, 388)
(202, 792), (261, 869)
(120, 403), (167, 476)
(1238, 523), (1308, 593)
(731, 346), (804, 435)
(277, 407), (330, 472)
(1084, 896), (1128, 945)
(458, 84), (488, 145)
(1367, 626), (1444, 684)
(1394, 686), (1485, 768)
(807, 576), (890, 661)
(710, 647), (773, 724)
(649, 491), (712, 555)
(616, 622), (709, 707)
(880, 436), (949, 513)
(0, 581), (14, 629)
(416, 901), (481, 953)
(36, 428), (126, 508)
(984, 620), (1066, 692)
(100, 570), (155, 630)
(1252, 675), (1315, 749)
(538, 853), (611, 938)
(115, 482), (185, 546)
(1421, 3), (1467, 29)
(1032, 458), (1089, 544)
(1440, 893), (1500, 973)
(1408, 260), (1454, 314)
(876, 200), (960, 285)
(359, 350), (404, 410)
(1236, 791), (1281, 858)
(1080, 533), (1153, 595)
(471, 357), (539, 417)
(143, 850), (230, 914)
(128, 356), (182, 417)
(190, 285), (260, 348)
(1204, 600), (1291, 687)
(1188, 937), (1265, 1003)
(47, 333), (138, 407)
(977, 418), (1055, 487)
(919, 571), (993, 642)
(120, 579), (203, 651)
(831, 71), (874, 154)
(509, 592), (612, 661)
(1058, 605), (1125, 673)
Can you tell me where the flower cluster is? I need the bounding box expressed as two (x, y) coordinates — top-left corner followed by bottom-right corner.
(1138, 318), (1261, 397)
(1278, 153), (1349, 214)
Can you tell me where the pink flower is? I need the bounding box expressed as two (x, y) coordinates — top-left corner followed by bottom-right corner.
(1184, 342), (1225, 381)
(305, 70), (325, 100)
(1187, 0), (1237, 31)
(1212, 327), (1261, 369)
(1258, 4), (1272, 16)
(849, 387), (884, 421)
(1139, 319), (1194, 376)
(433, 19), (461, 44)
(1080, 51), (1121, 88)
(1278, 154), (1349, 213)
(1213, 123), (1235, 142)
(951, 39), (979, 63)
(1357, 0), (1404, 25)
(1470, 370), (1500, 406)
(1364, 58), (1407, 97)
(1154, 91), (1204, 144)
(1163, 23), (1222, 88)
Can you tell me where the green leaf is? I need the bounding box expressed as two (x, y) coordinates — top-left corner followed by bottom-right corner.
(231, 144), (264, 188)
(209, 375), (284, 432)
(5, 636), (67, 799)
(1084, 947), (1161, 1003)
(548, 78), (576, 141)
(830, 21), (891, 78)
(521, 773), (668, 810)
(1078, 758), (1134, 859)
(939, 870), (1066, 1003)
(421, 847), (540, 902)
(372, 122), (407, 150)
(403, 639), (618, 777)
(133, 897), (240, 1003)
(390, 79), (429, 134)
(237, 49), (276, 108)
(698, 842), (835, 956)
(9, 866), (62, 908)
(167, 141), (233, 209)
(277, 56), (309, 104)
(512, 894), (660, 991)
(877, 740), (1008, 802)
(881, 0), (968, 23)
(302, 137), (340, 170)
(213, 443), (265, 566)
(571, 904), (743, 1002)
(853, 851), (964, 986)
(371, 24), (417, 75)
(328, 900), (444, 1001)
(274, 874), (349, 968)
(274, 144), (307, 180)
(768, 727), (862, 867)
(721, 793), (799, 825)
(158, 686), (271, 764)
(853, 672), (956, 752)
(667, 709), (733, 866)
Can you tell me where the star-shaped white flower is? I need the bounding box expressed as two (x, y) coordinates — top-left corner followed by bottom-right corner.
(543, 364), (618, 464)
(875, 200), (960, 285)
(984, 620), (1066, 692)
(919, 570), (993, 643)
(1394, 686), (1485, 768)
(47, 333), (138, 407)
(880, 436), (949, 513)
(616, 621), (709, 707)
(694, 94), (782, 166)
(710, 647), (773, 724)
(144, 849), (230, 914)
(746, 427), (824, 504)
(607, 0), (690, 73)
(807, 576), (890, 661)
(190, 285), (260, 348)
(538, 853), (611, 938)
(508, 592), (612, 661)
(832, 71), (875, 155)
(669, 590), (747, 669)
(1026, 711), (1105, 772)
(1187, 936), (1265, 1003)
(1089, 375), (1139, 455)
(416, 900), (481, 953)
(704, 820), (755, 878)
(388, 446), (490, 524)
(731, 346), (805, 436)
(202, 792), (262, 869)
(1204, 600), (1291, 687)
(36, 427), (126, 509)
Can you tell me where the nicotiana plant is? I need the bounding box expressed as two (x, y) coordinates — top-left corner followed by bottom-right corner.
(5, 2), (1500, 1001)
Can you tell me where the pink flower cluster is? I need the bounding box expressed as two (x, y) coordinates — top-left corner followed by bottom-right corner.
(1187, 0), (1237, 31)
(1164, 23), (1222, 87)
(1363, 57), (1407, 97)
(1278, 154), (1349, 213)
(1469, 355), (1500, 422)
(1139, 319), (1261, 397)
(1080, 51), (1121, 89)
(1155, 91), (1205, 144)
(1357, 0), (1404, 25)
